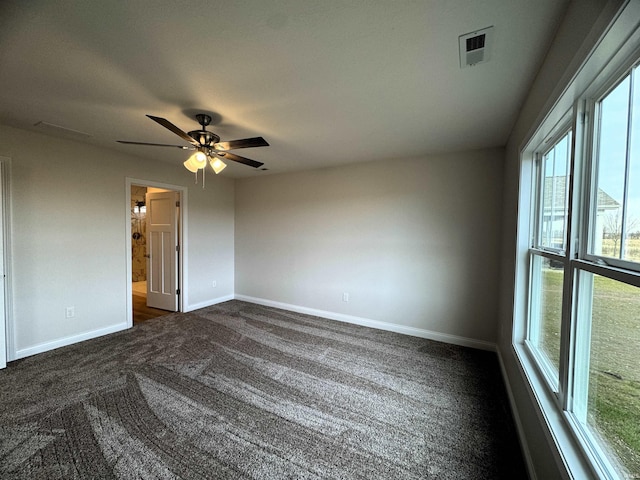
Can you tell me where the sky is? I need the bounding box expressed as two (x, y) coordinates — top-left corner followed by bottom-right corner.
(598, 69), (640, 234)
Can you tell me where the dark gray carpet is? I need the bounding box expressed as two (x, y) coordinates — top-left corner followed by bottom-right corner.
(0, 301), (527, 479)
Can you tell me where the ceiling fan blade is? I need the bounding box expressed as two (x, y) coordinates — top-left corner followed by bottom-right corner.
(146, 115), (199, 146)
(217, 152), (264, 168)
(214, 137), (269, 151)
(117, 140), (192, 149)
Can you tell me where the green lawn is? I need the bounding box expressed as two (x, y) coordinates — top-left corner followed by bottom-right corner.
(540, 269), (640, 476)
(601, 238), (640, 263)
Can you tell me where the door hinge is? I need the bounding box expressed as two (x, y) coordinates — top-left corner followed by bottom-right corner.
(176, 201), (180, 207)
(176, 289), (180, 295)
(176, 245), (180, 252)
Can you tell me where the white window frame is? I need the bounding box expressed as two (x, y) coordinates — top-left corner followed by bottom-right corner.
(566, 62), (640, 480)
(583, 60), (640, 274)
(526, 126), (573, 395)
(533, 129), (573, 255)
(514, 4), (640, 479)
(525, 251), (565, 393)
(565, 262), (640, 480)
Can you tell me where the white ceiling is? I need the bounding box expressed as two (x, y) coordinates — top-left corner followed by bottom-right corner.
(0, 0), (568, 177)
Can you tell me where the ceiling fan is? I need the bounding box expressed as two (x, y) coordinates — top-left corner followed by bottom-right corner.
(118, 114), (269, 184)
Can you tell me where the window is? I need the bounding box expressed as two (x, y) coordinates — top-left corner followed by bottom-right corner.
(538, 132), (572, 253)
(589, 69), (640, 268)
(571, 64), (640, 478)
(528, 254), (564, 382)
(527, 131), (572, 387)
(522, 58), (640, 479)
(574, 271), (640, 476)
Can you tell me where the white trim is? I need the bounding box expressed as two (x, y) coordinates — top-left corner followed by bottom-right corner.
(235, 295), (496, 352)
(496, 348), (538, 480)
(573, 258), (640, 287)
(513, 342), (601, 479)
(14, 322), (128, 360)
(185, 294), (235, 312)
(512, 343), (583, 479)
(0, 157), (11, 367)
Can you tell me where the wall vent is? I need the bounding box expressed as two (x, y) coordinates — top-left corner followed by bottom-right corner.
(459, 26), (494, 68)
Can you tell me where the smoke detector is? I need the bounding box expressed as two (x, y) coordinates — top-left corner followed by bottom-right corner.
(459, 26), (494, 68)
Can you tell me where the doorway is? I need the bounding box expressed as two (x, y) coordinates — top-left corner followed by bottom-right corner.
(130, 185), (170, 323)
(127, 179), (184, 327)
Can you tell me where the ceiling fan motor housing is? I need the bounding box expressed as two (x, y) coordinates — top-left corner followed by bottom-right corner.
(195, 113), (211, 127)
(188, 130), (220, 146)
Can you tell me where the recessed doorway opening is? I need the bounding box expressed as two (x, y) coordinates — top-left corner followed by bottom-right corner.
(126, 179), (185, 328)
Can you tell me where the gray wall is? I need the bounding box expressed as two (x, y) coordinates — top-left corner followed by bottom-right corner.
(0, 124), (235, 358)
(235, 148), (504, 346)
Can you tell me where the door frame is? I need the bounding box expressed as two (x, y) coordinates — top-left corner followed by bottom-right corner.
(0, 156), (12, 367)
(125, 178), (187, 327)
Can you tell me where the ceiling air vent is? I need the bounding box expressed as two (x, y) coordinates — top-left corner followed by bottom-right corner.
(459, 26), (494, 68)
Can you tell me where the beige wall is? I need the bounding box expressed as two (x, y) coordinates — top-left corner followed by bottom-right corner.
(235, 148), (504, 345)
(0, 124), (235, 358)
(1, 124), (505, 356)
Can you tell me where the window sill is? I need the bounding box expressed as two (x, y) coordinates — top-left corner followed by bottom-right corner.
(511, 342), (601, 479)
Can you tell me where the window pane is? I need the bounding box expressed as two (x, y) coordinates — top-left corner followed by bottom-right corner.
(580, 272), (640, 477)
(529, 254), (563, 379)
(625, 71), (640, 262)
(591, 75), (633, 261)
(538, 132), (571, 250)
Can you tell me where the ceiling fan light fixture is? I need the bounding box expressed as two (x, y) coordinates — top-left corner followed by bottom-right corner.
(184, 149), (207, 170)
(210, 157), (227, 174)
(194, 150), (207, 165)
(183, 158), (200, 173)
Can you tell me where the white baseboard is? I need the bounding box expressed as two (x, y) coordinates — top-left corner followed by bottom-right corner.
(14, 322), (129, 360)
(185, 294), (235, 313)
(235, 295), (496, 352)
(496, 347), (537, 480)
(12, 294), (496, 360)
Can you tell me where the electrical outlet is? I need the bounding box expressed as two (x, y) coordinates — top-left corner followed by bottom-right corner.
(342, 292), (350, 302)
(212, 281), (217, 288)
(65, 306), (75, 319)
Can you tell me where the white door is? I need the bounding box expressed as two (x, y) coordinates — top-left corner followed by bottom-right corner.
(146, 191), (178, 311)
